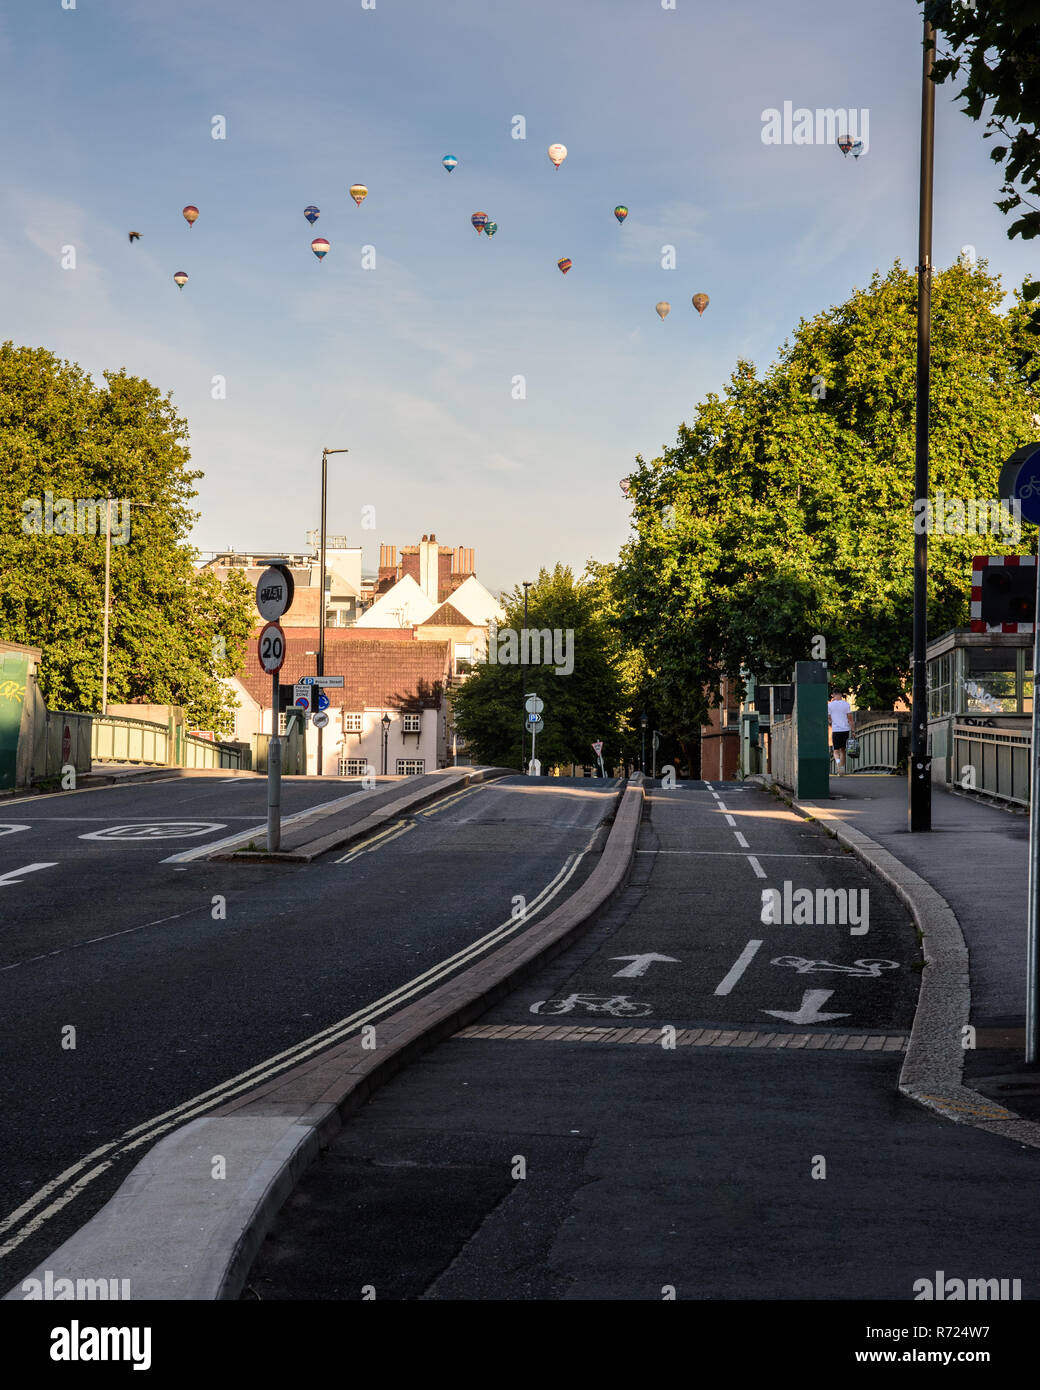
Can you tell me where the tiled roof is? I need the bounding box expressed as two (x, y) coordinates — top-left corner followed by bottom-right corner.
(248, 626), (413, 642)
(240, 637), (449, 710)
(419, 601), (473, 627)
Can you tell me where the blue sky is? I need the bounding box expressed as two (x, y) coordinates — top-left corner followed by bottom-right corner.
(1, 0), (1036, 595)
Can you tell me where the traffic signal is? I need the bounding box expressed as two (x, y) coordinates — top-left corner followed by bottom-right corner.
(971, 557), (1036, 632)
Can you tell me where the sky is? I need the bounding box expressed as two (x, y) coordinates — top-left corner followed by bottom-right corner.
(1, 0), (1036, 597)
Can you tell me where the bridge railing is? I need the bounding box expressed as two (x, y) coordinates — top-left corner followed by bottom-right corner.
(91, 715), (247, 770)
(769, 715), (795, 789)
(952, 723), (1030, 807)
(846, 718), (904, 773)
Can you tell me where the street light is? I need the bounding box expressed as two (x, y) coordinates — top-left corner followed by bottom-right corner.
(521, 580), (532, 772)
(381, 711), (391, 775)
(317, 447), (349, 777)
(640, 711), (648, 774)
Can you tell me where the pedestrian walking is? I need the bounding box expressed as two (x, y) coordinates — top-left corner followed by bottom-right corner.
(827, 688), (855, 776)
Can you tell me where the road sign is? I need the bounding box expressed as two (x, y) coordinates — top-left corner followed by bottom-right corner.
(527, 716), (544, 734)
(257, 622), (286, 673)
(293, 683), (310, 705)
(298, 675), (344, 687)
(317, 693), (330, 711)
(311, 710), (329, 730)
(592, 740), (603, 755)
(1010, 444), (1040, 527)
(525, 695), (544, 716)
(255, 565), (295, 621)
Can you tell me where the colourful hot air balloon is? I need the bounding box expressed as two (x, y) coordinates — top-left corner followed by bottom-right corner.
(442, 155), (458, 173)
(851, 140), (864, 159)
(310, 237), (330, 260)
(471, 211), (489, 234)
(837, 135), (853, 156)
(484, 221), (498, 238)
(557, 257), (572, 275)
(655, 302), (670, 320)
(173, 270), (188, 289)
(182, 205), (199, 227)
(614, 205), (629, 224)
(547, 143), (567, 169)
(349, 184), (368, 207)
(692, 293), (709, 315)
(304, 205), (320, 224)
(620, 478), (631, 496)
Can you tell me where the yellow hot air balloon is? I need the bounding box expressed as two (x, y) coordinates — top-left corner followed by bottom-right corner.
(349, 184), (368, 207)
(692, 293), (709, 315)
(656, 302), (671, 320)
(547, 143), (567, 169)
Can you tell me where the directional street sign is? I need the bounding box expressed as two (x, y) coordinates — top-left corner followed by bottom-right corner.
(317, 693), (330, 711)
(527, 716), (544, 734)
(257, 622), (286, 674)
(525, 695), (544, 716)
(298, 676), (344, 687)
(311, 711), (330, 730)
(255, 564), (295, 621)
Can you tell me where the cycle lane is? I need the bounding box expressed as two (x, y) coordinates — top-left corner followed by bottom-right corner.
(242, 780), (1040, 1300)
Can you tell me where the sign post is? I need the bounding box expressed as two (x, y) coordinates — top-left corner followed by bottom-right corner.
(1003, 445), (1040, 1063)
(255, 564), (294, 852)
(592, 740), (605, 779)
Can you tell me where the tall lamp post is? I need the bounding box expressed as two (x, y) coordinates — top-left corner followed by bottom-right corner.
(317, 447), (349, 776)
(640, 711), (648, 774)
(381, 711), (391, 776)
(909, 17), (935, 832)
(520, 580), (532, 772)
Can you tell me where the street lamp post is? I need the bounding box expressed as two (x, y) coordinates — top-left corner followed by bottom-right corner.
(317, 447), (348, 777)
(909, 18), (935, 832)
(521, 580), (532, 772)
(640, 712), (648, 774)
(381, 711), (391, 776)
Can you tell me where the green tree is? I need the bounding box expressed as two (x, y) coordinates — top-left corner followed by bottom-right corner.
(451, 564), (627, 771)
(614, 261), (1039, 711)
(0, 342), (253, 731)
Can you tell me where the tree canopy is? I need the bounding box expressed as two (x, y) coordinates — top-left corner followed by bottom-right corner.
(451, 563), (628, 771)
(0, 342), (253, 731)
(613, 260), (1039, 713)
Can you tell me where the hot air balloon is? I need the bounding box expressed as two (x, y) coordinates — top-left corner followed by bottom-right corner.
(837, 135), (853, 156)
(310, 237), (330, 260)
(349, 184), (368, 207)
(304, 205), (320, 224)
(692, 293), (709, 315)
(557, 257), (572, 275)
(484, 221), (498, 238)
(471, 212), (489, 234)
(614, 205), (628, 224)
(620, 478), (631, 496)
(442, 155), (458, 173)
(173, 270), (188, 289)
(182, 205), (199, 227)
(851, 141), (864, 159)
(547, 143), (567, 170)
(655, 302), (670, 320)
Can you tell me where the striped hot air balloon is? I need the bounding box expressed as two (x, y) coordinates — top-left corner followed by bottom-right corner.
(557, 257), (572, 275)
(349, 184), (368, 207)
(837, 135), (854, 156)
(614, 205), (629, 223)
(471, 212), (489, 234)
(173, 270), (188, 288)
(311, 238), (330, 260)
(442, 155), (458, 173)
(304, 205), (320, 224)
(182, 205), (199, 227)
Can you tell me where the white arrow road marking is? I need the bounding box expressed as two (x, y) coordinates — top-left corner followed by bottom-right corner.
(763, 989), (850, 1025)
(0, 826), (31, 837)
(715, 939), (763, 995)
(610, 952), (680, 978)
(0, 863), (58, 887)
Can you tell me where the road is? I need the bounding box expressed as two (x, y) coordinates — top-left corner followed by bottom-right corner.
(244, 779), (1040, 1301)
(0, 773), (616, 1290)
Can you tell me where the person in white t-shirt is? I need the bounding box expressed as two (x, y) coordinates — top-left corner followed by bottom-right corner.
(827, 691), (854, 776)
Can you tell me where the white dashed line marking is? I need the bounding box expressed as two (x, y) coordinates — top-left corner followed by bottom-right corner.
(747, 856), (767, 878)
(734, 832), (750, 848)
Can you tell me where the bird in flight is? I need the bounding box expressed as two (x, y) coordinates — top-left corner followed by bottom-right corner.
(128, 231), (141, 243)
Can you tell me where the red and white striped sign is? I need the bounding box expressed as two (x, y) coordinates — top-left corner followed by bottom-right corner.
(970, 554), (1036, 633)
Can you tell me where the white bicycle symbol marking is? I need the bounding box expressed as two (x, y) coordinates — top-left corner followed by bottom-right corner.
(772, 956), (899, 977)
(1016, 477), (1040, 499)
(530, 993), (653, 1017)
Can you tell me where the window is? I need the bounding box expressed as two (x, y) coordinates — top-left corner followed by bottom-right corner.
(397, 758), (425, 775)
(343, 712), (363, 732)
(454, 642), (474, 675)
(402, 713), (421, 733)
(340, 758), (371, 776)
(927, 654), (951, 719)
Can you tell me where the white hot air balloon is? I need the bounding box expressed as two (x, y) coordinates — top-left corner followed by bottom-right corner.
(547, 143), (567, 170)
(656, 302), (671, 320)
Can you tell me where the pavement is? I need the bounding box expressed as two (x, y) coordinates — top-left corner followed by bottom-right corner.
(9, 767), (1040, 1303)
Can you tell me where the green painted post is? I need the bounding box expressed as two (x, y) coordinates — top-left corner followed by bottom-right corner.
(794, 660), (830, 798)
(0, 651), (29, 791)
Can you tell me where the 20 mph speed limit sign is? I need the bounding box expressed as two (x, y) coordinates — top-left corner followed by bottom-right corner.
(258, 622), (286, 673)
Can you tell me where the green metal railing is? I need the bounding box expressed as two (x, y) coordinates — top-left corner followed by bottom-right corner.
(952, 723), (1030, 807)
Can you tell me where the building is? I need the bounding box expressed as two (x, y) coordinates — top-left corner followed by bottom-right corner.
(203, 546), (364, 629)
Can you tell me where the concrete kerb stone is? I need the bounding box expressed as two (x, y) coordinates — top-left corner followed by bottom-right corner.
(13, 774), (645, 1301)
(748, 773), (1040, 1149)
